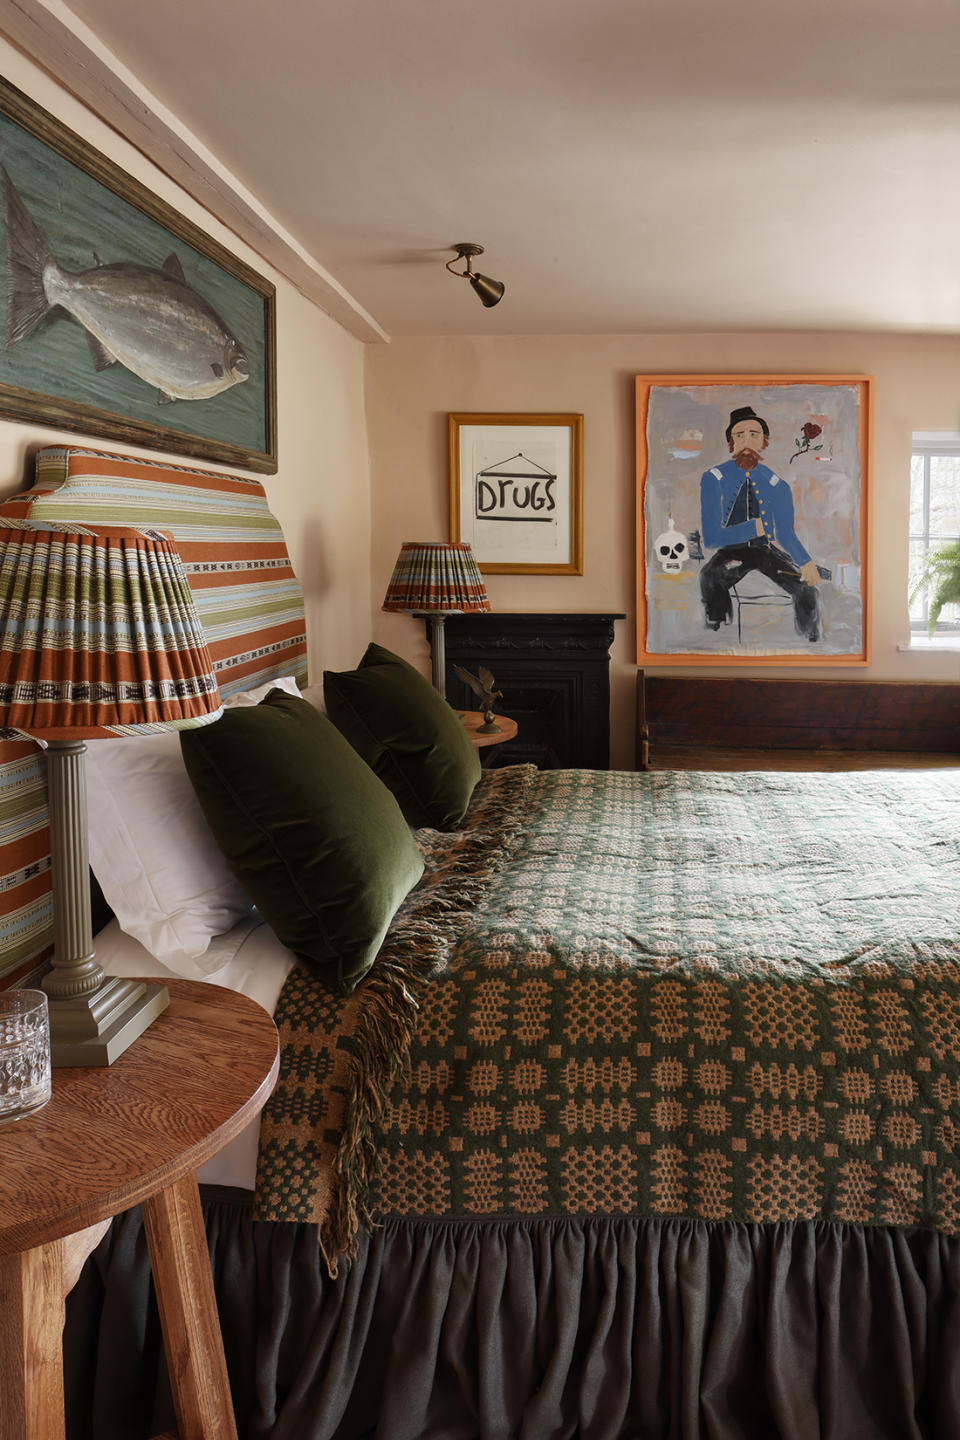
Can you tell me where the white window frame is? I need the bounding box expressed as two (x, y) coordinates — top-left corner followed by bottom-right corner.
(910, 431), (960, 634)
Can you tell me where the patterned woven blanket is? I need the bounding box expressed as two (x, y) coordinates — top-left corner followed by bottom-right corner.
(256, 764), (960, 1263)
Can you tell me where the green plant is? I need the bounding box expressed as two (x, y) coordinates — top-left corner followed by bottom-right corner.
(909, 540), (960, 632)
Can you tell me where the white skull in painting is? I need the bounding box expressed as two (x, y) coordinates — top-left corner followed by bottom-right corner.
(654, 518), (688, 573)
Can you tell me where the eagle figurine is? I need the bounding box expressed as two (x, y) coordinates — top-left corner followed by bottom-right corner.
(454, 664), (503, 732)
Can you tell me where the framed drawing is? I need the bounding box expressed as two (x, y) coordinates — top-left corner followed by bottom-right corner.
(0, 75), (277, 474)
(449, 412), (583, 574)
(636, 374), (872, 665)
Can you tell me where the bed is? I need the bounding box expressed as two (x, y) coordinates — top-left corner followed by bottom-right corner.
(1, 447), (958, 1440)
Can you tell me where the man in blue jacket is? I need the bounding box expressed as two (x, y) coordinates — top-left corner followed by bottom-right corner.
(699, 406), (823, 641)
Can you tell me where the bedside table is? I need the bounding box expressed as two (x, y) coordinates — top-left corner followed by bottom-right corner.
(0, 978), (279, 1440)
(460, 710), (518, 751)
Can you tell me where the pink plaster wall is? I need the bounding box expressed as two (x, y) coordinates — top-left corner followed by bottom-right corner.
(366, 333), (960, 769)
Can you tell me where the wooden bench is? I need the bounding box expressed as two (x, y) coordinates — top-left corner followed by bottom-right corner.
(637, 672), (960, 771)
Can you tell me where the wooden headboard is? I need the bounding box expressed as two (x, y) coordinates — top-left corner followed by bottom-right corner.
(638, 670), (960, 768)
(0, 445), (307, 983)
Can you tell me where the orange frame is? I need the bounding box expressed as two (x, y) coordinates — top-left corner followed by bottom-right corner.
(635, 373), (872, 667)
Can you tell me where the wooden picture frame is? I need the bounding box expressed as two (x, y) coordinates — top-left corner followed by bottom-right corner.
(0, 75), (277, 474)
(449, 412), (583, 574)
(636, 374), (872, 665)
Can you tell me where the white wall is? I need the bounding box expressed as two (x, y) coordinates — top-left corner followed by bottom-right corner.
(0, 39), (373, 679)
(366, 333), (960, 769)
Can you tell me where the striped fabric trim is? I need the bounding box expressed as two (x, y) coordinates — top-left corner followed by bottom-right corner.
(0, 748), (48, 849)
(0, 855), (51, 895)
(0, 446), (308, 980)
(0, 743), (51, 973)
(0, 517), (96, 534)
(0, 893), (54, 970)
(184, 555), (293, 576)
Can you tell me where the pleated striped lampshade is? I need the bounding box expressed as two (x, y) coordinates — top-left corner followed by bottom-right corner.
(0, 520), (222, 740)
(382, 541), (490, 614)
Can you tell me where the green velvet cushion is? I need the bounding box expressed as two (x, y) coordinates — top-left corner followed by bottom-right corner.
(323, 643), (482, 830)
(179, 690), (424, 992)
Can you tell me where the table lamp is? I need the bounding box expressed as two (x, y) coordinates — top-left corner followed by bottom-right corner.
(0, 518), (223, 1066)
(382, 541), (489, 697)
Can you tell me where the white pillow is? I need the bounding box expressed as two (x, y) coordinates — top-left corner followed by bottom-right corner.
(222, 675), (303, 708)
(85, 674), (304, 976)
(223, 673), (325, 712)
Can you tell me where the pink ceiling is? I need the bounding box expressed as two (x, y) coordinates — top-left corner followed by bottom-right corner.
(8, 0), (960, 341)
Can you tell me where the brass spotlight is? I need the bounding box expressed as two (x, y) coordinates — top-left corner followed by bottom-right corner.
(445, 242), (504, 308)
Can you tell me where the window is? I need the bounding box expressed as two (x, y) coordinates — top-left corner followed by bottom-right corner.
(909, 432), (960, 634)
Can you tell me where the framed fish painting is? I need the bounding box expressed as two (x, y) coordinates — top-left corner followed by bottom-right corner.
(636, 374), (872, 666)
(0, 75), (276, 474)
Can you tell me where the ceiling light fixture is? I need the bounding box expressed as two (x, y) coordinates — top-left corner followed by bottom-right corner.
(445, 243), (504, 308)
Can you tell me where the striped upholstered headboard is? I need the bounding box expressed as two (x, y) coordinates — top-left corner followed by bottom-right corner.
(0, 445), (307, 982)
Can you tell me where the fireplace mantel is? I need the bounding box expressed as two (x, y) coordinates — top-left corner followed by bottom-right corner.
(434, 612), (624, 770)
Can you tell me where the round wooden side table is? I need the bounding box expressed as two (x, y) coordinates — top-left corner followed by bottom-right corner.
(0, 978), (279, 1440)
(460, 710), (518, 751)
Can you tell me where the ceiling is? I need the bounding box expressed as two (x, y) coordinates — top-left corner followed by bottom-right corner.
(7, 0), (960, 341)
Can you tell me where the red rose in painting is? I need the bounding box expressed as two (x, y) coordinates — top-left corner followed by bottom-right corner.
(791, 421), (824, 463)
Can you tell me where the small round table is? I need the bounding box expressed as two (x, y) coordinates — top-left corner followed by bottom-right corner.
(459, 710), (518, 751)
(0, 978), (279, 1440)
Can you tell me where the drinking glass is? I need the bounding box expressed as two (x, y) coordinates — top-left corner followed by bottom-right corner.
(0, 989), (51, 1123)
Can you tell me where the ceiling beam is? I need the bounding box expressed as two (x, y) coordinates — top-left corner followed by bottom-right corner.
(0, 0), (389, 343)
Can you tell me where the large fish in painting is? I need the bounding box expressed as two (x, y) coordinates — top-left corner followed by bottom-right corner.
(1, 166), (249, 404)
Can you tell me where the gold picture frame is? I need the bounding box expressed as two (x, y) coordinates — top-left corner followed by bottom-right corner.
(449, 412), (584, 574)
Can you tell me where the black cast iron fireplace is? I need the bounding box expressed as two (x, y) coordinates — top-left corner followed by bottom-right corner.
(432, 612), (624, 770)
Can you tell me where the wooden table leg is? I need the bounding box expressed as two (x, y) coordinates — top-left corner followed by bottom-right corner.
(142, 1175), (237, 1440)
(0, 1241), (66, 1440)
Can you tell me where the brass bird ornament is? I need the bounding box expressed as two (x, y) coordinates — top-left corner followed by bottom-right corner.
(454, 664), (503, 733)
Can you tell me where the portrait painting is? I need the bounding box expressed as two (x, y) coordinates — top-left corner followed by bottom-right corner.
(636, 374), (871, 665)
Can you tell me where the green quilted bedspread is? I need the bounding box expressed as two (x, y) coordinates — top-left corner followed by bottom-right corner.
(257, 764), (960, 1254)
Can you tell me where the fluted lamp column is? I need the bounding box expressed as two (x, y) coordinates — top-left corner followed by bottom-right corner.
(0, 519), (223, 1065)
(382, 541), (489, 697)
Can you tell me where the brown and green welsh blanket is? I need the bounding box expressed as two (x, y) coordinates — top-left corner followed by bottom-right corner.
(256, 764), (960, 1262)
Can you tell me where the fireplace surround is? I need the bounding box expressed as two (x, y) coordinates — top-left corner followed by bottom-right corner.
(434, 612), (624, 770)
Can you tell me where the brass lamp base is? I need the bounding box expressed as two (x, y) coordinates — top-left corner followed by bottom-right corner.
(49, 978), (170, 1068)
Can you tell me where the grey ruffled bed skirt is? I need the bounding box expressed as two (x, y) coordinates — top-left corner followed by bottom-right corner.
(63, 1187), (960, 1439)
